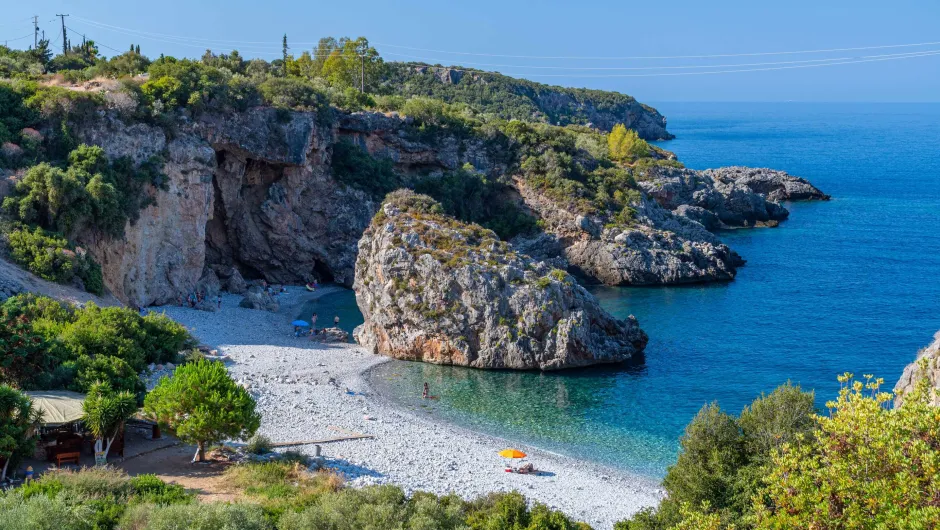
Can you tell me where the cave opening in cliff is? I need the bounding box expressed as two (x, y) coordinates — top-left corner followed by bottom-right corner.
(312, 260), (334, 284)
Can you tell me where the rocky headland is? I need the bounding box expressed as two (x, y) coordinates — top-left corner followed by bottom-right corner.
(353, 191), (647, 370)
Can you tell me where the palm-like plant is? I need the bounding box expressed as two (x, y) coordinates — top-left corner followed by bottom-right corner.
(82, 382), (137, 463)
(0, 385), (42, 481)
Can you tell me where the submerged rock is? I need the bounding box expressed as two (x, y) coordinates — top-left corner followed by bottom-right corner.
(894, 331), (940, 407)
(353, 191), (647, 370)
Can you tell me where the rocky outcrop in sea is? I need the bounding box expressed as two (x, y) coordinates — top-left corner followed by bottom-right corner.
(894, 331), (940, 407)
(352, 191), (647, 370)
(515, 179), (741, 285)
(638, 166), (830, 229)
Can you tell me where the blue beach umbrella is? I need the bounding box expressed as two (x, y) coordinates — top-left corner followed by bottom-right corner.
(292, 320), (310, 327)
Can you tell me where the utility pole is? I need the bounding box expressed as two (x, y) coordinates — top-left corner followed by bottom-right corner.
(56, 14), (68, 54)
(32, 15), (39, 48)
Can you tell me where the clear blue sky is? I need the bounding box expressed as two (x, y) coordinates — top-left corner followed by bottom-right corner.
(3, 0), (939, 102)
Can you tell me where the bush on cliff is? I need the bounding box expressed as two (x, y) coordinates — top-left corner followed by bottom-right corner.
(3, 144), (166, 238)
(413, 165), (538, 240)
(5, 225), (103, 294)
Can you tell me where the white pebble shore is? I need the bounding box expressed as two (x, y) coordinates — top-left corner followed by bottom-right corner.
(156, 287), (664, 529)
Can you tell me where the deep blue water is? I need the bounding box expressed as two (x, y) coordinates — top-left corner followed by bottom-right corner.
(367, 103), (940, 478)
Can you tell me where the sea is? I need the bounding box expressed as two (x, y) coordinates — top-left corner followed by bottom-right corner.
(312, 103), (940, 478)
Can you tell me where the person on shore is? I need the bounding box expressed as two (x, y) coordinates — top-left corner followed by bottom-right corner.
(217, 295), (222, 309)
(334, 315), (340, 327)
(423, 382), (429, 399)
(310, 313), (318, 335)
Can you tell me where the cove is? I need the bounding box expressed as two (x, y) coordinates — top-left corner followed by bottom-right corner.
(365, 102), (940, 477)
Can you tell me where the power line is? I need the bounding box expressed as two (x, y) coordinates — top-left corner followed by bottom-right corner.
(72, 14), (940, 63)
(371, 40), (940, 60)
(65, 26), (125, 55)
(380, 49), (940, 71)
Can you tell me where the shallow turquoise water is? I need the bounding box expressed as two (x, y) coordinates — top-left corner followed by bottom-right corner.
(296, 290), (364, 340)
(365, 103), (940, 477)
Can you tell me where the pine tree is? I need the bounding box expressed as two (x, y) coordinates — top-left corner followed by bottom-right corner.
(135, 44), (140, 55)
(282, 34), (289, 76)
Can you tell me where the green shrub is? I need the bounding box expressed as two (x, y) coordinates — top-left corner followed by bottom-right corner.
(0, 306), (56, 388)
(244, 433), (273, 455)
(608, 124), (651, 161)
(120, 502), (271, 530)
(145, 359), (260, 462)
(330, 139), (400, 196)
(616, 383), (816, 529)
(68, 355), (145, 398)
(4, 225), (103, 294)
(128, 474), (193, 505)
(413, 166), (537, 240)
(0, 494), (94, 530)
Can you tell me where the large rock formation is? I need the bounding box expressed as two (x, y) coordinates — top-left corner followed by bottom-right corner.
(638, 166), (829, 229)
(894, 331), (940, 407)
(61, 103), (825, 306)
(353, 191), (647, 370)
(515, 179), (740, 285)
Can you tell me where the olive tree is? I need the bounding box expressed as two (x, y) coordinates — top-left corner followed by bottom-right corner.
(144, 359), (259, 462)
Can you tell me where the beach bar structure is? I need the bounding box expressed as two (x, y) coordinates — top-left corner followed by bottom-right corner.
(24, 390), (126, 465)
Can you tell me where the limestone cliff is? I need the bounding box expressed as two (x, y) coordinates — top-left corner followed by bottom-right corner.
(352, 191), (647, 370)
(894, 331), (940, 407)
(638, 166), (830, 230)
(514, 178), (740, 285)
(52, 104), (826, 306)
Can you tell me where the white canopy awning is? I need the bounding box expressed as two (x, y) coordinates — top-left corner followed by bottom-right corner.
(25, 390), (86, 426)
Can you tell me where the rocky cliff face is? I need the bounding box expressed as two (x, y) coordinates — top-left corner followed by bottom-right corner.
(894, 331), (940, 407)
(638, 166), (830, 230)
(515, 179), (740, 285)
(64, 104), (826, 306)
(353, 191), (647, 370)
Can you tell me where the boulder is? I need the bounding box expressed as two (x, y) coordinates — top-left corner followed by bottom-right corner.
(226, 268), (248, 294)
(311, 327), (349, 343)
(353, 191), (647, 370)
(894, 331), (940, 407)
(238, 285), (279, 312)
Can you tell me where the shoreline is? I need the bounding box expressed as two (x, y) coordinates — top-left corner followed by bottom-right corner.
(156, 286), (664, 529)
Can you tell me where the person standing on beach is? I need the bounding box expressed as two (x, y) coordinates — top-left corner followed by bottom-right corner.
(334, 315), (340, 327)
(423, 382), (429, 399)
(311, 313), (318, 333)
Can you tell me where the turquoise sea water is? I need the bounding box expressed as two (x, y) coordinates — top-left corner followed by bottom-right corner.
(363, 103), (940, 478)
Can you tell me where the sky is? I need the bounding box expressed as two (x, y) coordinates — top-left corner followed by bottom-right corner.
(2, 0), (940, 102)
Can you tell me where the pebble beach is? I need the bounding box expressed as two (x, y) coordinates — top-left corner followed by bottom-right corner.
(157, 287), (663, 529)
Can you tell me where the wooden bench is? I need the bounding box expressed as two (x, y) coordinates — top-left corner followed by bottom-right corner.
(56, 452), (80, 466)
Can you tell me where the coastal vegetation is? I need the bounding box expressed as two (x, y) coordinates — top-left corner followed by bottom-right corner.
(144, 359), (261, 462)
(0, 294), (193, 397)
(0, 35), (679, 296)
(617, 374), (940, 530)
(0, 463), (589, 530)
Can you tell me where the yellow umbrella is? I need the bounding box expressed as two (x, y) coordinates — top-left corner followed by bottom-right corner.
(498, 448), (527, 459)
